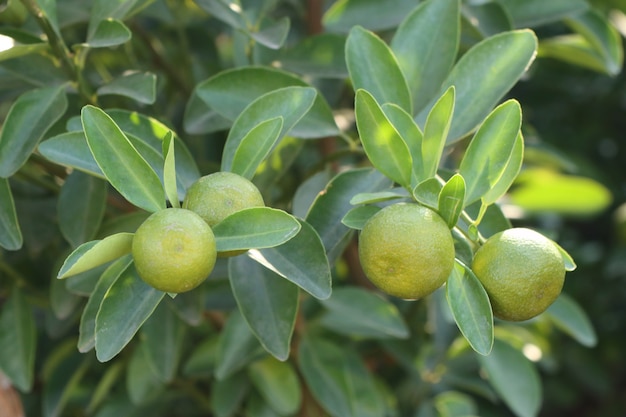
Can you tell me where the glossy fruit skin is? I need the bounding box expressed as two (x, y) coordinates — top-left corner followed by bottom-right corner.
(471, 227), (565, 321)
(132, 208), (216, 293)
(358, 203), (455, 300)
(182, 171), (265, 227)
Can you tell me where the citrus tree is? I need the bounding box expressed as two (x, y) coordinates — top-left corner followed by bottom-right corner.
(0, 0), (621, 416)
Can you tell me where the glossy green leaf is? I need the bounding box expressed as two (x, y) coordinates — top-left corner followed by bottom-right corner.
(481, 131), (524, 206)
(249, 219), (332, 300)
(323, 0), (417, 32)
(183, 91), (232, 135)
(161, 131), (179, 208)
(229, 256), (299, 360)
(213, 208), (301, 252)
(127, 343), (164, 404)
(58, 171), (107, 248)
(350, 189), (408, 205)
(195, 67), (338, 139)
(0, 178), (22, 250)
(215, 309), (265, 380)
(95, 264), (165, 362)
(38, 132), (104, 178)
(97, 72), (156, 104)
(497, 0), (588, 28)
(86, 18), (131, 48)
(458, 100), (522, 206)
(193, 0), (245, 29)
(87, 0), (149, 38)
(250, 16), (290, 49)
(277, 33), (348, 78)
(0, 85), (67, 177)
(82, 105), (165, 212)
(347, 27), (412, 113)
(292, 170), (332, 219)
(478, 339), (542, 417)
(554, 242), (577, 272)
(141, 301), (186, 382)
(546, 294), (596, 347)
(306, 168), (392, 263)
(413, 177), (442, 210)
(230, 117), (283, 179)
(462, 2), (513, 38)
(320, 287), (409, 339)
(78, 257), (132, 353)
(211, 371), (249, 417)
(391, 0), (460, 113)
(298, 336), (386, 417)
(446, 261), (493, 356)
(221, 87), (316, 172)
(538, 35), (610, 74)
(438, 174), (466, 229)
(57, 233), (134, 278)
(355, 89), (413, 187)
(341, 205), (381, 230)
(0, 287), (36, 392)
(416, 30), (536, 143)
(422, 86), (455, 180)
(248, 356), (302, 415)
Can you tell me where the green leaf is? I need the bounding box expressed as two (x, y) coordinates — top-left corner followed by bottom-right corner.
(230, 117), (283, 179)
(479, 339), (542, 417)
(78, 257), (132, 353)
(229, 256), (299, 361)
(213, 208), (301, 253)
(58, 171), (107, 248)
(95, 264), (165, 362)
(416, 30), (536, 143)
(221, 87), (316, 172)
(249, 219), (332, 300)
(0, 178), (22, 250)
(434, 391), (478, 417)
(211, 371), (250, 417)
(323, 0), (418, 32)
(554, 242), (577, 271)
(292, 170), (332, 219)
(141, 301), (186, 382)
(421, 86), (455, 180)
(193, 0), (245, 29)
(546, 294), (596, 347)
(82, 105), (166, 212)
(458, 100), (522, 206)
(497, 0), (589, 28)
(50, 273), (82, 320)
(0, 43), (49, 62)
(215, 309), (265, 380)
(349, 189), (408, 205)
(438, 174), (466, 229)
(86, 18), (131, 48)
(391, 0), (460, 113)
(0, 85), (67, 177)
(346, 27), (412, 113)
(0, 287), (36, 392)
(413, 177), (442, 210)
(320, 287), (409, 339)
(298, 336), (386, 417)
(161, 131), (179, 208)
(355, 89), (413, 187)
(462, 2), (513, 39)
(127, 343), (164, 405)
(481, 131), (524, 206)
(341, 205), (381, 230)
(57, 233), (134, 279)
(248, 356), (302, 415)
(446, 261), (493, 356)
(87, 0), (147, 38)
(183, 91), (232, 135)
(38, 132), (104, 178)
(277, 33), (348, 78)
(97, 71), (156, 104)
(195, 67), (338, 139)
(249, 16), (290, 49)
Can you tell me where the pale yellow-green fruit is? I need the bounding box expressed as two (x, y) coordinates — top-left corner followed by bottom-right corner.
(471, 227), (566, 321)
(358, 203), (455, 300)
(132, 208), (216, 293)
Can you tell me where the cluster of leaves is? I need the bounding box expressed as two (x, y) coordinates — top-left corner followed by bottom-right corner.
(0, 0), (621, 417)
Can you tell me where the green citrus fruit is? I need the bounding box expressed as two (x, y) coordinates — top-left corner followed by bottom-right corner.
(358, 203), (455, 300)
(132, 208), (217, 293)
(471, 227), (566, 321)
(183, 171), (265, 227)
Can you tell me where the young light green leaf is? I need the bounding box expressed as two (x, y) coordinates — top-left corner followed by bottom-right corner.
(350, 188), (408, 205)
(0, 287), (36, 392)
(413, 177), (442, 210)
(553, 242), (577, 271)
(438, 174), (466, 229)
(97, 71), (156, 104)
(391, 0), (460, 113)
(162, 131), (179, 208)
(215, 309), (265, 380)
(481, 131), (524, 205)
(230, 117), (283, 180)
(341, 205), (381, 230)
(58, 233), (134, 279)
(0, 178), (22, 250)
(422, 86), (455, 180)
(458, 100), (522, 206)
(346, 26), (412, 113)
(82, 105), (165, 212)
(86, 18), (131, 48)
(229, 256), (299, 361)
(320, 287), (409, 339)
(0, 85), (67, 177)
(248, 356), (302, 415)
(213, 208), (301, 253)
(249, 219), (332, 300)
(478, 339), (542, 417)
(221, 87), (316, 172)
(95, 264), (165, 362)
(446, 261), (494, 356)
(546, 294), (596, 347)
(355, 89), (413, 188)
(416, 30), (536, 143)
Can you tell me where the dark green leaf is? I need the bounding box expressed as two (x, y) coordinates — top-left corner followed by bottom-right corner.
(0, 178), (22, 250)
(546, 294), (596, 347)
(97, 71), (156, 104)
(57, 233), (134, 279)
(497, 0), (588, 28)
(86, 18), (131, 48)
(0, 85), (67, 177)
(211, 371), (250, 417)
(193, 0), (245, 29)
(341, 205), (381, 230)
(183, 336), (219, 378)
(50, 275), (81, 320)
(127, 343), (164, 405)
(347, 27), (412, 113)
(248, 356), (302, 415)
(462, 2), (513, 38)
(87, 0), (147, 39)
(434, 391), (478, 417)
(215, 309), (265, 380)
(323, 0), (417, 32)
(82, 105), (165, 212)
(438, 174), (466, 229)
(277, 33), (348, 78)
(230, 117), (283, 179)
(446, 261), (493, 356)
(229, 256), (299, 360)
(0, 43), (49, 62)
